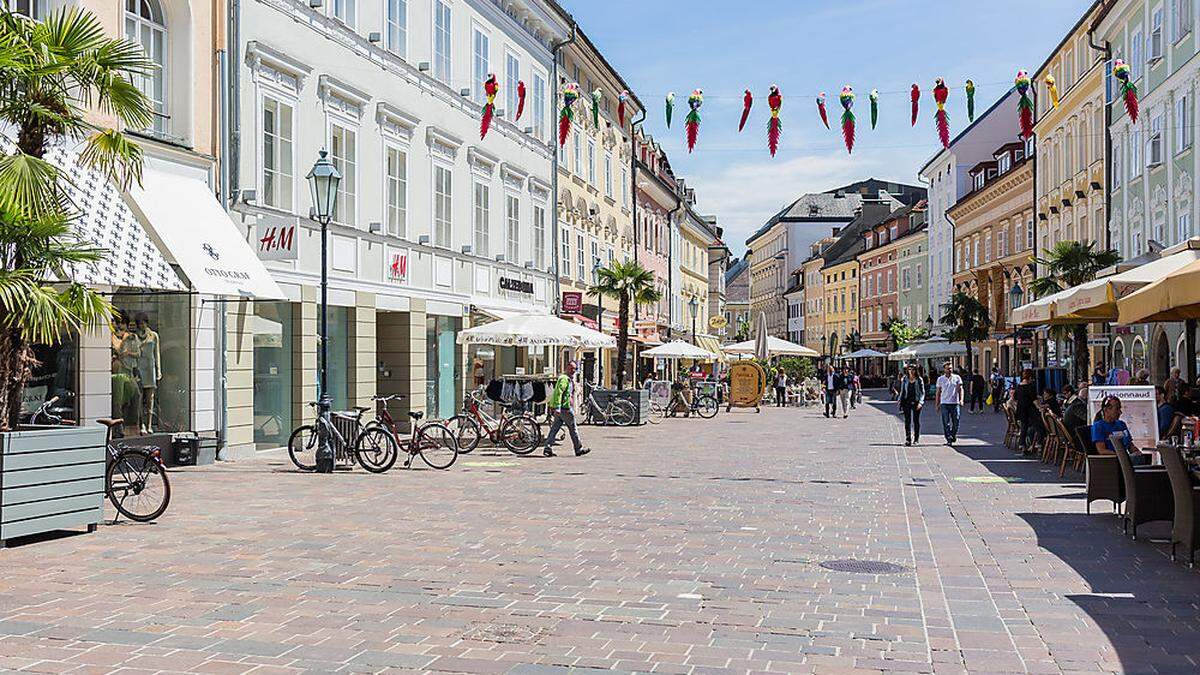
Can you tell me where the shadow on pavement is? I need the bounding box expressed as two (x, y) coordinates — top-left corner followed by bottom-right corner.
(1019, 512), (1200, 672)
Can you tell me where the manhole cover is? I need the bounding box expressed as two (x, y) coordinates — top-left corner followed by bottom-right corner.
(819, 559), (908, 574)
(462, 622), (543, 644)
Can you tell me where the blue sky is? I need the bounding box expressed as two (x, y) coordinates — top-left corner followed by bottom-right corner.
(561, 0), (1095, 256)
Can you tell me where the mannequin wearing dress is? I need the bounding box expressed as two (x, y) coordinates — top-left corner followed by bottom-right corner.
(111, 318), (141, 424)
(134, 314), (161, 434)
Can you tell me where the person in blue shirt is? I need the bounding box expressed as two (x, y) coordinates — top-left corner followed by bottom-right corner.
(1091, 395), (1131, 454)
(1157, 385), (1180, 440)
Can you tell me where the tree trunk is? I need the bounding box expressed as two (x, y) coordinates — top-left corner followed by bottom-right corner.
(0, 329), (33, 431)
(616, 292), (629, 390)
(965, 339), (973, 377)
(1073, 324), (1090, 386)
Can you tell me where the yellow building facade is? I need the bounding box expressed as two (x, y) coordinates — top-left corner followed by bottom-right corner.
(822, 259), (859, 355)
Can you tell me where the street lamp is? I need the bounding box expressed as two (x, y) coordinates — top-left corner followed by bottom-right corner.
(924, 315), (934, 336)
(1009, 281), (1024, 377)
(306, 150), (341, 474)
(688, 295), (699, 344)
(821, 334), (827, 356)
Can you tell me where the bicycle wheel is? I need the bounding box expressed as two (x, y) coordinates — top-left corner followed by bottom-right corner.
(647, 400), (665, 424)
(287, 424), (319, 471)
(446, 415), (481, 454)
(609, 399), (637, 426)
(354, 425), (398, 473)
(106, 449), (171, 522)
(413, 422), (457, 469)
(696, 395), (719, 419)
(500, 415), (540, 455)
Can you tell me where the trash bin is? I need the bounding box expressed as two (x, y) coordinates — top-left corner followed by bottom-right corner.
(171, 433), (198, 466)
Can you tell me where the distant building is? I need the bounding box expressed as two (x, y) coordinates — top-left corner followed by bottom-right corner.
(724, 257), (750, 340)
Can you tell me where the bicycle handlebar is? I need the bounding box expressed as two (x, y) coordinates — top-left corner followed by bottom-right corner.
(371, 394), (406, 402)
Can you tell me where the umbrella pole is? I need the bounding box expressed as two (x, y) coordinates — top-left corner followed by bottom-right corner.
(1187, 319), (1197, 384)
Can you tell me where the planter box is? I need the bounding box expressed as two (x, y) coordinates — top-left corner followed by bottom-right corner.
(1, 425), (106, 546)
(592, 388), (649, 425)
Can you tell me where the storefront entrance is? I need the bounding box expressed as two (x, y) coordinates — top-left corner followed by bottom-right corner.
(252, 302), (294, 450)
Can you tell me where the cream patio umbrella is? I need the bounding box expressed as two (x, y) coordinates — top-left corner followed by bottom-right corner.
(641, 340), (719, 360)
(724, 335), (820, 358)
(456, 313), (616, 348)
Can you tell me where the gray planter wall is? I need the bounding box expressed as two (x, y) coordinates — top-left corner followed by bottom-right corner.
(592, 389), (649, 425)
(1, 425), (106, 545)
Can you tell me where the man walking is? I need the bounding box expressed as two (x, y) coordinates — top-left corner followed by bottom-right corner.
(898, 362), (925, 446)
(837, 365), (853, 418)
(543, 361), (590, 457)
(936, 361), (964, 445)
(774, 369), (788, 407)
(823, 363), (839, 418)
(990, 367), (1005, 413)
(969, 369), (987, 413)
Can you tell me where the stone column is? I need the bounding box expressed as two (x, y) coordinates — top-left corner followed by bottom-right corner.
(292, 287), (318, 428)
(348, 291), (377, 409)
(223, 301), (255, 459)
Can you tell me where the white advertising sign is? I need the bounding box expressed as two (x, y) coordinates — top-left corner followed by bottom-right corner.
(254, 214), (300, 261)
(386, 248), (409, 284)
(1088, 385), (1158, 449)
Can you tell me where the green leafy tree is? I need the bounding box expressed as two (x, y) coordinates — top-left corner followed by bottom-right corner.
(778, 356), (815, 380)
(1029, 241), (1121, 384)
(941, 292), (992, 374)
(589, 259), (662, 389)
(734, 315), (751, 341)
(881, 316), (926, 351)
(0, 8), (156, 429)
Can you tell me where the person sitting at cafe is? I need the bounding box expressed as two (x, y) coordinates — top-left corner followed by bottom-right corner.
(1091, 395), (1150, 465)
(1062, 384), (1088, 434)
(1156, 385), (1182, 440)
(1040, 388), (1062, 417)
(1015, 370), (1040, 453)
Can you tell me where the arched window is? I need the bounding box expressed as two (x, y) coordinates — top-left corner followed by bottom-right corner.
(125, 0), (167, 135)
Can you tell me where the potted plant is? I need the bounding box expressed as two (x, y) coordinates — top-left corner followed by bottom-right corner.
(0, 8), (156, 544)
(588, 260), (663, 422)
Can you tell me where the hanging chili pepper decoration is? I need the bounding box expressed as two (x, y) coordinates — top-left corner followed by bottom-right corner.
(1045, 73), (1061, 109)
(685, 89), (703, 152)
(1113, 59), (1139, 123)
(1015, 70), (1035, 140)
(591, 88), (602, 127)
(480, 73), (498, 140)
(515, 80), (527, 123)
(965, 79), (976, 123)
(869, 89), (879, 130)
(767, 85), (783, 157)
(840, 86), (855, 154)
(618, 90), (629, 128)
(559, 82), (579, 148)
(816, 92), (830, 130)
(738, 89), (753, 132)
(933, 78), (950, 149)
(910, 84), (920, 126)
(665, 91), (675, 129)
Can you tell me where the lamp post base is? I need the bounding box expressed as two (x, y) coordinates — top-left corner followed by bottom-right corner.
(315, 394), (335, 473)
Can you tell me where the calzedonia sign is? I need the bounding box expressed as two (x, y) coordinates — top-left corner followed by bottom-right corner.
(499, 277), (533, 294)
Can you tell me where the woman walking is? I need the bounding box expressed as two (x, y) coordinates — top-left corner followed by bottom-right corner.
(898, 363), (925, 446)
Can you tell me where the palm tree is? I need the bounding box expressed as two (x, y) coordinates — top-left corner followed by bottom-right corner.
(941, 291), (992, 374)
(1029, 241), (1121, 384)
(0, 8), (156, 429)
(588, 259), (662, 389)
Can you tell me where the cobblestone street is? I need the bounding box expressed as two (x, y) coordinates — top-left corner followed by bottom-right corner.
(3, 395), (1200, 674)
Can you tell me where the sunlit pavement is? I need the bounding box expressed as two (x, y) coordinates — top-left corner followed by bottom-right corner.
(2, 395), (1200, 674)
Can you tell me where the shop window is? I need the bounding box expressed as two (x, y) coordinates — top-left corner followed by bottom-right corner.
(22, 336), (78, 423)
(111, 293), (191, 436)
(321, 306), (350, 411)
(125, 0), (167, 136)
(426, 315), (462, 419)
(253, 302), (293, 449)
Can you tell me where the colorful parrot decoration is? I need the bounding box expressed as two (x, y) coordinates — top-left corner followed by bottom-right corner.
(685, 89), (704, 153)
(618, 90), (629, 128)
(590, 88), (602, 127)
(965, 79), (976, 122)
(665, 92), (675, 129)
(933, 78), (950, 149)
(869, 89), (879, 130)
(910, 84), (920, 126)
(480, 73), (499, 140)
(816, 92), (830, 129)
(1045, 74), (1061, 109)
(767, 85), (783, 157)
(515, 80), (527, 123)
(1015, 70), (1034, 140)
(1113, 59), (1139, 123)
(839, 86), (855, 154)
(738, 89), (753, 132)
(559, 82), (579, 148)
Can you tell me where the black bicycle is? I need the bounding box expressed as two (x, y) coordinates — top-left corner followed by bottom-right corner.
(96, 416), (171, 523)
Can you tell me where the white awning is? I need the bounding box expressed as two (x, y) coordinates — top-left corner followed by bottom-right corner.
(41, 144), (184, 291)
(125, 168), (285, 299)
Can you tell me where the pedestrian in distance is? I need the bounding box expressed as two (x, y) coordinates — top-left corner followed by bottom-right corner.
(774, 368), (788, 407)
(898, 363), (925, 446)
(969, 369), (987, 413)
(823, 363), (839, 418)
(1014, 369), (1039, 453)
(989, 366), (1005, 413)
(837, 365), (853, 418)
(935, 361), (964, 445)
(543, 360), (590, 457)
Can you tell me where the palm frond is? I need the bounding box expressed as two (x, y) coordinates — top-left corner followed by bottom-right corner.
(79, 129), (144, 188)
(0, 151), (64, 218)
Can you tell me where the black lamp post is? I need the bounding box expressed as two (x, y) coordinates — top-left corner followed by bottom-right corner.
(688, 295), (699, 344)
(306, 150), (341, 474)
(924, 314), (934, 336)
(821, 334), (827, 357)
(1009, 281), (1024, 377)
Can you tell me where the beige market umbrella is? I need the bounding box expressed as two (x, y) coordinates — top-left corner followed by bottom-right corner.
(1117, 257), (1200, 324)
(753, 312), (770, 361)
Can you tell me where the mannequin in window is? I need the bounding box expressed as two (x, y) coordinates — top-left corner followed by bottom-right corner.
(111, 314), (141, 423)
(134, 313), (161, 434)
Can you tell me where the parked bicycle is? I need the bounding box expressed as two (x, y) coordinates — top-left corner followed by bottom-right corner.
(287, 402), (369, 472)
(582, 382), (636, 426)
(667, 387), (719, 419)
(354, 394), (458, 470)
(447, 388), (541, 455)
(96, 419), (171, 523)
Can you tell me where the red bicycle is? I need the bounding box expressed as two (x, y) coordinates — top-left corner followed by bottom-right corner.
(353, 394), (458, 470)
(446, 388), (541, 455)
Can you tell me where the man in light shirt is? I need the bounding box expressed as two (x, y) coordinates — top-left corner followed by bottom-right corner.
(935, 361), (964, 445)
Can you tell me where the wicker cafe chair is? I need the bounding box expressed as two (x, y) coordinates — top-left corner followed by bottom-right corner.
(1003, 404), (1020, 450)
(1054, 416), (1085, 477)
(1078, 424), (1124, 514)
(1039, 409), (1060, 465)
(1161, 445), (1200, 566)
(1111, 434), (1173, 540)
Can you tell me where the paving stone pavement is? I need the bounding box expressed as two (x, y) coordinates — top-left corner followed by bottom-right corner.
(2, 394), (1200, 674)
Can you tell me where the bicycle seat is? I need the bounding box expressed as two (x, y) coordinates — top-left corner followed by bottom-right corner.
(353, 406), (371, 414)
(407, 411), (424, 421)
(97, 418), (124, 429)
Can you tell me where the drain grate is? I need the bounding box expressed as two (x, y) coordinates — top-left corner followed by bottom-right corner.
(463, 622), (544, 644)
(819, 559), (908, 574)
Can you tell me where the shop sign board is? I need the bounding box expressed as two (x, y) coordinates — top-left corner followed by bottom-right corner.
(728, 361), (766, 410)
(386, 249), (409, 284)
(561, 291), (583, 313)
(1087, 385), (1158, 450)
(255, 214), (299, 261)
(500, 277), (534, 294)
(709, 315), (728, 329)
